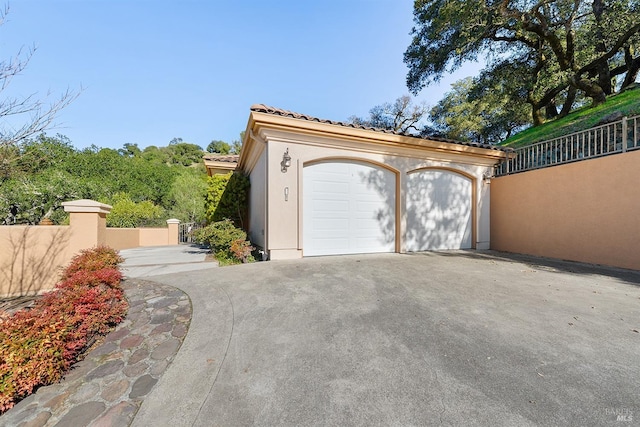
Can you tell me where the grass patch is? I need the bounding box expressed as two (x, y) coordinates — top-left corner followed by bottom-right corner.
(501, 85), (640, 147)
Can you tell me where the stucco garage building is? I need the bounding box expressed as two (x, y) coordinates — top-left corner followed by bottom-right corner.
(238, 105), (507, 260)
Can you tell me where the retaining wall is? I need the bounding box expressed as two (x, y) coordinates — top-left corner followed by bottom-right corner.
(491, 150), (640, 270)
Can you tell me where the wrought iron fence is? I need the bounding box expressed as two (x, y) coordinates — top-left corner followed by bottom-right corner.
(496, 114), (640, 176)
(178, 222), (204, 243)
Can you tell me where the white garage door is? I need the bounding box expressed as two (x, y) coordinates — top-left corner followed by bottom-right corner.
(303, 161), (396, 256)
(406, 169), (472, 251)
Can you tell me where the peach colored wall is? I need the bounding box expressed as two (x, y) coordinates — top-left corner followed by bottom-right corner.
(105, 228), (140, 250)
(67, 212), (108, 255)
(1, 198), (181, 297)
(166, 220), (180, 245)
(0, 226), (74, 297)
(105, 227), (175, 250)
(491, 150), (640, 270)
(139, 228), (170, 247)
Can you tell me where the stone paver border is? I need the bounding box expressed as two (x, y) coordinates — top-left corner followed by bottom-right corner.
(1, 279), (191, 427)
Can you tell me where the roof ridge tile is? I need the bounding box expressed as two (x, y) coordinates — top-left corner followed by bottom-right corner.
(250, 104), (505, 151)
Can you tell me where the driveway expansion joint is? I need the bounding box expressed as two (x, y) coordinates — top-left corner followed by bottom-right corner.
(1, 279), (192, 427)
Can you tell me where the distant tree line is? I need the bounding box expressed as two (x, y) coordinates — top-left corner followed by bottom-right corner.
(0, 134), (210, 226)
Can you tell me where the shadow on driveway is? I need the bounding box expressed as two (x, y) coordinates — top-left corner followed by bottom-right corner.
(415, 250), (640, 286)
(132, 251), (640, 427)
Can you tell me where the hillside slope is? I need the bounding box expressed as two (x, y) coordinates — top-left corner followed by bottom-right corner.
(501, 85), (640, 148)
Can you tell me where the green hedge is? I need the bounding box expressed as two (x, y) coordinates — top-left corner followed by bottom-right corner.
(205, 172), (250, 227)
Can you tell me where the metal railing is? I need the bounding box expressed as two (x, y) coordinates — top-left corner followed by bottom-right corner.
(178, 222), (204, 243)
(496, 114), (640, 176)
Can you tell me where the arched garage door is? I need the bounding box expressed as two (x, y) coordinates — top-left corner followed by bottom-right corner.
(406, 169), (473, 251)
(303, 161), (396, 256)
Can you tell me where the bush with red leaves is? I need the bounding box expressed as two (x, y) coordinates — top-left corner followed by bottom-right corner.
(62, 245), (124, 278)
(0, 246), (128, 413)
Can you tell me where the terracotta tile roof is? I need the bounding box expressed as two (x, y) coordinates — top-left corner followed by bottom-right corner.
(202, 154), (239, 163)
(250, 104), (508, 152)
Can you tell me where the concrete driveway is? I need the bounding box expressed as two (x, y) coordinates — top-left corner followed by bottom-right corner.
(130, 250), (640, 426)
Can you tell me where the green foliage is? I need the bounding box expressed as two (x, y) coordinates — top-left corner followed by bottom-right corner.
(15, 134), (77, 174)
(118, 143), (141, 157)
(230, 131), (245, 155)
(204, 173), (230, 221)
(124, 157), (177, 206)
(140, 145), (171, 164)
(105, 193), (165, 228)
(405, 0), (640, 123)
(0, 246), (127, 413)
(0, 134), (209, 225)
(0, 168), (88, 225)
(207, 140), (231, 154)
(192, 219), (255, 265)
(167, 168), (208, 223)
(430, 77), (530, 144)
(502, 86), (640, 147)
(204, 172), (250, 227)
(139, 140), (204, 166)
(166, 141), (204, 166)
(207, 132), (245, 155)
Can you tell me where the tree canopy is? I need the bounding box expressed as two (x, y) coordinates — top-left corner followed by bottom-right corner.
(348, 95), (429, 134)
(208, 133), (244, 155)
(405, 0), (640, 125)
(430, 76), (531, 143)
(207, 140), (231, 154)
(0, 134), (208, 226)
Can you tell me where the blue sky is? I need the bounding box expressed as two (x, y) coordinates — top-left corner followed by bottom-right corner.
(2, 1), (480, 150)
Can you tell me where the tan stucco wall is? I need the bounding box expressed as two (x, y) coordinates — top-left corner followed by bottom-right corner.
(2, 198), (180, 297)
(139, 228), (170, 247)
(491, 150), (640, 270)
(0, 226), (73, 297)
(105, 228), (140, 250)
(105, 227), (176, 250)
(248, 149), (267, 249)
(67, 212), (107, 255)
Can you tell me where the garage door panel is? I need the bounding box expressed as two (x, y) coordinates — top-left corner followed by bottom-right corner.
(311, 200), (349, 213)
(311, 239), (350, 254)
(312, 180), (349, 194)
(304, 161), (395, 256)
(313, 219), (349, 232)
(406, 170), (472, 251)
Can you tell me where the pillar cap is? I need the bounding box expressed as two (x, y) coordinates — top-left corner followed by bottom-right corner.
(62, 199), (112, 214)
(166, 218), (180, 224)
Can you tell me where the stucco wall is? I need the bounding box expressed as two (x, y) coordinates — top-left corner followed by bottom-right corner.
(105, 227), (175, 250)
(0, 226), (73, 297)
(248, 149), (267, 249)
(105, 228), (140, 250)
(491, 150), (640, 270)
(260, 134), (495, 259)
(67, 212), (107, 255)
(139, 228), (170, 247)
(1, 200), (180, 297)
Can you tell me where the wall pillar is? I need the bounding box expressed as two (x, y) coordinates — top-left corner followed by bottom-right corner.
(166, 219), (180, 245)
(62, 199), (112, 254)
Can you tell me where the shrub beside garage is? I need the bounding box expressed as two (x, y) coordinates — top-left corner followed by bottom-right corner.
(193, 219), (255, 265)
(0, 246), (128, 413)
